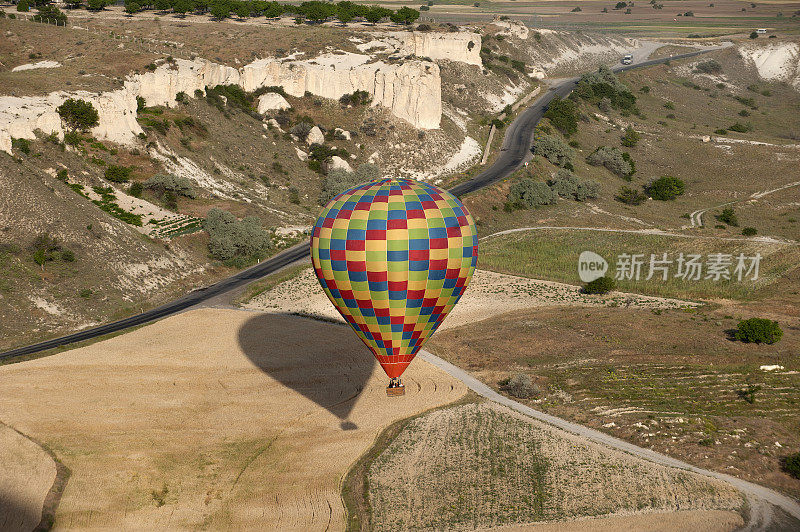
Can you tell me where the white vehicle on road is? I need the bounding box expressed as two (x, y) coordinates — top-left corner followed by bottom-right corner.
(621, 54), (634, 65)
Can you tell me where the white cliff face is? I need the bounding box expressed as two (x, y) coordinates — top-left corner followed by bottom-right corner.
(0, 52), (443, 154)
(739, 43), (800, 89)
(394, 32), (482, 67)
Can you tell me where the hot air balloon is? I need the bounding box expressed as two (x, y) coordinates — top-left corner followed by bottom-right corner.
(310, 178), (478, 396)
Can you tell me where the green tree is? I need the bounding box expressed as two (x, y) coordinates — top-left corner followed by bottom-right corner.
(735, 318), (782, 344)
(173, 0), (193, 15)
(506, 179), (556, 210)
(32, 4), (67, 24)
(17, 0), (30, 12)
(645, 175), (685, 200)
(584, 276), (616, 294)
(543, 96), (578, 136)
(124, 0), (140, 14)
(717, 206), (739, 226)
(390, 6), (419, 24)
(57, 98), (99, 132)
(210, 0), (230, 19)
(620, 125), (640, 147)
(263, 0), (283, 17)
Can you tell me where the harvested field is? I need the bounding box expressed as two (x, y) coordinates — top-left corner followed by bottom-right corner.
(486, 509), (743, 531)
(242, 267), (694, 328)
(0, 425), (57, 532)
(0, 308), (466, 529)
(368, 402), (743, 531)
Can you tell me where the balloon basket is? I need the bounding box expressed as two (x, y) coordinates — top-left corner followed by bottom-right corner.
(386, 378), (405, 397)
(386, 385), (405, 397)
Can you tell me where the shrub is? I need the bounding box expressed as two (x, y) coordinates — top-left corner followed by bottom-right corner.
(57, 98), (99, 132)
(640, 85), (650, 93)
(715, 128), (728, 135)
(575, 65), (637, 111)
(175, 91), (188, 103)
(204, 208), (271, 264)
(616, 186), (647, 205)
(739, 109), (750, 117)
(645, 176), (685, 200)
(32, 4), (67, 24)
(506, 179), (556, 210)
(620, 125), (640, 147)
(584, 276), (616, 294)
(339, 90), (371, 106)
(291, 120), (314, 141)
(586, 146), (633, 179)
(717, 206), (739, 226)
(729, 122), (753, 133)
(61, 249), (76, 262)
(543, 96), (578, 136)
(499, 373), (541, 399)
(128, 182), (143, 197)
(742, 226), (758, 236)
(143, 173), (197, 198)
(694, 59), (722, 73)
(17, 0), (29, 11)
(750, 31), (758, 39)
(533, 134), (574, 167)
(735, 318), (783, 344)
(56, 169), (68, 181)
(11, 137), (31, 155)
(79, 288), (93, 299)
(547, 168), (598, 201)
(104, 165), (132, 183)
(663, 101), (675, 110)
(784, 452), (800, 480)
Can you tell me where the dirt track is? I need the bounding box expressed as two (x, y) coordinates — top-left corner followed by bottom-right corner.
(0, 308), (466, 529)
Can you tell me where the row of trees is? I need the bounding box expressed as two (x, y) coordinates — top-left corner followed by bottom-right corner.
(118, 0), (419, 24)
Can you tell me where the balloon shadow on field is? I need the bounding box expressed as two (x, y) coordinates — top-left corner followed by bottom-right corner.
(237, 313), (377, 431)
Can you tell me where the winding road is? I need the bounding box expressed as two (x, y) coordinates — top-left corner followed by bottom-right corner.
(0, 46), (725, 361)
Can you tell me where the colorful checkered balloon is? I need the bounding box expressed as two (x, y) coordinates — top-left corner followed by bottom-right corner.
(310, 178), (478, 379)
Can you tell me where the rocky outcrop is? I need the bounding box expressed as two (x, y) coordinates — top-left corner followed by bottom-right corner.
(1, 52), (443, 154)
(307, 126), (325, 145)
(329, 155), (353, 172)
(257, 92), (291, 114)
(393, 32), (482, 66)
(739, 43), (800, 89)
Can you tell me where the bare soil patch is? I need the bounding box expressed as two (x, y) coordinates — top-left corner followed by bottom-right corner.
(0, 308), (466, 529)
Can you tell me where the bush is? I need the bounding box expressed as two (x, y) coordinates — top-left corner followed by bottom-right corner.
(533, 134), (574, 167)
(291, 120), (314, 141)
(17, 0), (29, 11)
(645, 175), (685, 200)
(575, 65), (637, 111)
(694, 59), (722, 74)
(620, 125), (640, 147)
(143, 173), (197, 198)
(586, 146), (633, 179)
(547, 168), (598, 201)
(104, 165), (132, 183)
(499, 373), (541, 399)
(57, 98), (99, 132)
(543, 96), (578, 136)
(11, 137), (31, 155)
(204, 208), (271, 264)
(616, 185), (647, 205)
(584, 276), (616, 294)
(742, 226), (758, 236)
(784, 452), (800, 479)
(56, 169), (68, 181)
(128, 182), (143, 197)
(717, 206), (739, 226)
(750, 31), (758, 39)
(729, 122), (753, 133)
(339, 90), (371, 106)
(735, 318), (783, 344)
(739, 109), (751, 117)
(506, 179), (556, 210)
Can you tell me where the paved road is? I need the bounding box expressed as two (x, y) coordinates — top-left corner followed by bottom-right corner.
(0, 47), (720, 361)
(419, 349), (800, 530)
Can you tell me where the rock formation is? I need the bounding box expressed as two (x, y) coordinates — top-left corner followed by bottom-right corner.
(1, 51), (443, 154)
(739, 42), (800, 90)
(393, 32), (482, 67)
(257, 92), (291, 114)
(307, 126), (325, 145)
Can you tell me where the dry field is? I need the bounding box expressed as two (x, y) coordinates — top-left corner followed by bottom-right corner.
(0, 308), (467, 529)
(427, 305), (800, 500)
(242, 266), (695, 328)
(367, 402), (744, 530)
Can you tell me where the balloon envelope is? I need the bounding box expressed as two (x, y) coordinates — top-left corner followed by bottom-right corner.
(310, 178), (478, 379)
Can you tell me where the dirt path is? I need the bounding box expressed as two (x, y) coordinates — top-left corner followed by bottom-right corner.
(689, 180), (800, 229)
(0, 308), (466, 530)
(418, 350), (800, 531)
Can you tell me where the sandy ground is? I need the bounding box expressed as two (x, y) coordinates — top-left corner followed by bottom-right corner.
(0, 425), (57, 532)
(485, 509), (742, 531)
(0, 308), (466, 530)
(243, 267), (694, 331)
